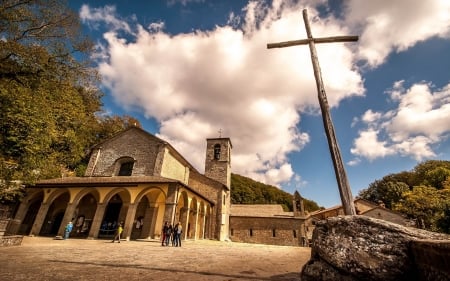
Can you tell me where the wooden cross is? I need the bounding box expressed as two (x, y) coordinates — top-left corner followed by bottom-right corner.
(267, 9), (357, 215)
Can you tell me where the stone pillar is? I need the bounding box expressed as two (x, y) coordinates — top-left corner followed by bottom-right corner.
(88, 203), (107, 239)
(122, 203), (137, 241)
(192, 204), (199, 240)
(13, 201), (30, 223)
(57, 203), (77, 237)
(143, 204), (157, 239)
(182, 208), (190, 240)
(163, 183), (178, 224)
(201, 210), (206, 239)
(29, 203), (49, 236)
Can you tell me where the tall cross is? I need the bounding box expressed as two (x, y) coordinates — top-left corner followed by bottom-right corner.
(267, 9), (357, 215)
(218, 129), (223, 138)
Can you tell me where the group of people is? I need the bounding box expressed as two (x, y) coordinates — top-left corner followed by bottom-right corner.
(161, 221), (182, 247)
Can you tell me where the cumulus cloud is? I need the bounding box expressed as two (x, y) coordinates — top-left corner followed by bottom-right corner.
(343, 0), (450, 67)
(80, 1), (363, 187)
(351, 82), (450, 161)
(80, 0), (450, 186)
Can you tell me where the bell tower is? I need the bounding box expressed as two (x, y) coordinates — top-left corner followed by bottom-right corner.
(205, 137), (232, 241)
(204, 137), (232, 188)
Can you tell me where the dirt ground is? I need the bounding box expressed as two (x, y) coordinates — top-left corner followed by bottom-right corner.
(0, 236), (311, 281)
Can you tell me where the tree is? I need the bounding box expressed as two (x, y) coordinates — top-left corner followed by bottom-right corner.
(394, 186), (450, 232)
(359, 179), (410, 209)
(230, 173), (321, 212)
(0, 0), (102, 200)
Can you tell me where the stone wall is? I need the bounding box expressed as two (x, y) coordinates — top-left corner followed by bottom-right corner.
(230, 216), (307, 246)
(86, 128), (161, 177)
(0, 205), (23, 246)
(300, 216), (450, 281)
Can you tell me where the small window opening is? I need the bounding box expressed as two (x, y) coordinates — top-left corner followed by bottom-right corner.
(118, 161), (134, 176)
(293, 230), (297, 238)
(231, 229), (234, 236)
(214, 144), (221, 160)
(249, 229), (253, 236)
(272, 229), (276, 237)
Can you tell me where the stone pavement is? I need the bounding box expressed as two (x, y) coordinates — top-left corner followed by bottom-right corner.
(0, 237), (311, 281)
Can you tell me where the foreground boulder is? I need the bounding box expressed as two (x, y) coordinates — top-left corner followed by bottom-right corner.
(300, 215), (450, 281)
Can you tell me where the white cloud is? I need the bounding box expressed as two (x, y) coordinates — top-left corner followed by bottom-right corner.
(82, 1), (364, 187)
(79, 5), (133, 33)
(352, 82), (450, 161)
(81, 0), (450, 186)
(344, 0), (450, 67)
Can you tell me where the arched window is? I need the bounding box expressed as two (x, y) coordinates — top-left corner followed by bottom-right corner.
(214, 144), (221, 160)
(115, 157), (135, 176)
(118, 161), (134, 176)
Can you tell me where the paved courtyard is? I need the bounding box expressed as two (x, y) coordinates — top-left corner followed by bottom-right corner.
(0, 236), (311, 281)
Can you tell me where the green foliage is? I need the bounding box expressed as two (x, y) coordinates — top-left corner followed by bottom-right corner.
(393, 186), (450, 232)
(230, 173), (321, 212)
(359, 160), (450, 233)
(0, 0), (142, 201)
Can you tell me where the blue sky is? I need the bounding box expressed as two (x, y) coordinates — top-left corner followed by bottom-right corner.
(70, 0), (450, 208)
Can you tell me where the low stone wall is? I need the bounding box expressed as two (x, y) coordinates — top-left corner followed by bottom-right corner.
(300, 216), (450, 281)
(0, 217), (24, 247)
(0, 235), (23, 247)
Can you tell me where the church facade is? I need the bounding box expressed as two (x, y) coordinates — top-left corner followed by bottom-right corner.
(12, 127), (232, 241)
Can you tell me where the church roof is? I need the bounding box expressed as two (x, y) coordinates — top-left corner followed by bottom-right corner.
(34, 175), (178, 187)
(230, 204), (293, 217)
(90, 126), (199, 173)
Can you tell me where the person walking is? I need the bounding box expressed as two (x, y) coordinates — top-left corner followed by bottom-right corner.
(64, 221), (73, 240)
(111, 222), (123, 243)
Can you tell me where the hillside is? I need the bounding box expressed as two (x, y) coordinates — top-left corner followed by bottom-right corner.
(230, 173), (321, 212)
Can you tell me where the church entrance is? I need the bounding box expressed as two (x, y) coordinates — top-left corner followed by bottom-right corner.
(99, 195), (122, 238)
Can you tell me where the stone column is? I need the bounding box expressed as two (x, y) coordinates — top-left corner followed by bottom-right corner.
(57, 203), (77, 237)
(192, 204), (199, 240)
(13, 201), (30, 223)
(29, 203), (49, 236)
(88, 203), (107, 239)
(122, 203), (137, 241)
(182, 207), (190, 240)
(201, 210), (206, 240)
(143, 204), (157, 239)
(163, 183), (178, 224)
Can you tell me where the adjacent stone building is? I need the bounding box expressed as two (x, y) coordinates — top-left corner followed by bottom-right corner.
(309, 198), (413, 226)
(229, 195), (412, 247)
(229, 191), (313, 247)
(11, 127), (232, 241)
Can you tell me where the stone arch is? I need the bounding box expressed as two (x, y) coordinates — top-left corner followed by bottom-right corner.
(132, 186), (167, 239)
(187, 196), (198, 239)
(114, 156), (135, 176)
(98, 188), (131, 238)
(176, 191), (189, 239)
(198, 201), (206, 239)
(40, 191), (70, 236)
(70, 189), (100, 238)
(16, 190), (44, 235)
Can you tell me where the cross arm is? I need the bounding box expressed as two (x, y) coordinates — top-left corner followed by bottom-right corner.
(267, 35), (358, 49)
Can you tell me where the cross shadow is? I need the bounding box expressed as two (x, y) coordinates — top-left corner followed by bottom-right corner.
(48, 259), (277, 280)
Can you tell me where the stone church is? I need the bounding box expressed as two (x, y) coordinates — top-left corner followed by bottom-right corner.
(12, 127), (232, 241)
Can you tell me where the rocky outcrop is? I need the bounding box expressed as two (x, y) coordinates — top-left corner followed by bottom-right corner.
(300, 216), (450, 281)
